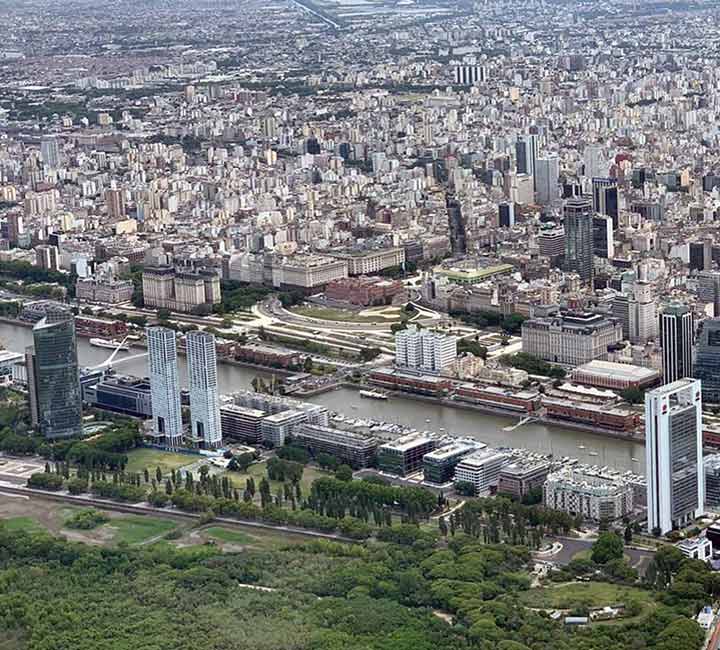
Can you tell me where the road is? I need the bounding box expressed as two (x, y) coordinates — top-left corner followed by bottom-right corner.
(542, 536), (655, 575)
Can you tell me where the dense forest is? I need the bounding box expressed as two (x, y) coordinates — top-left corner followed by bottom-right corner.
(0, 523), (711, 650)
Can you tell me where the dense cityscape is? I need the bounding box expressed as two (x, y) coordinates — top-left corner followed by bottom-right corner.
(3, 0), (720, 648)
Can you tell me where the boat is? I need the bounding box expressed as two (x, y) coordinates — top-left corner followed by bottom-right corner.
(359, 389), (388, 400)
(631, 457), (639, 463)
(577, 445), (586, 450)
(425, 419), (431, 423)
(89, 338), (129, 351)
(588, 451), (599, 457)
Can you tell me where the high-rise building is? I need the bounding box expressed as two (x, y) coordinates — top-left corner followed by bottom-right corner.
(105, 188), (126, 220)
(694, 319), (720, 404)
(395, 324), (457, 374)
(592, 178), (619, 229)
(453, 64), (486, 85)
(535, 154), (559, 205)
(563, 197), (594, 282)
(645, 378), (704, 535)
(498, 202), (515, 228)
(36, 245), (59, 271)
(446, 194), (466, 255)
(26, 307), (82, 439)
(697, 271), (720, 317)
(187, 331), (222, 449)
(40, 138), (61, 169)
(628, 281), (657, 344)
(592, 214), (614, 259)
(660, 304), (694, 384)
(147, 327), (183, 448)
(516, 134), (538, 189)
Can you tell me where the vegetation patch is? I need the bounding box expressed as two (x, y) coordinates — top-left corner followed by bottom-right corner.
(107, 516), (178, 545)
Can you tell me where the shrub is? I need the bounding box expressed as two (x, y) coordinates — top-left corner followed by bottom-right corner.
(27, 473), (63, 491)
(65, 508), (110, 530)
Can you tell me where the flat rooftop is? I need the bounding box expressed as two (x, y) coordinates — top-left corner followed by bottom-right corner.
(573, 360), (659, 381)
(380, 432), (436, 452)
(220, 404), (267, 418)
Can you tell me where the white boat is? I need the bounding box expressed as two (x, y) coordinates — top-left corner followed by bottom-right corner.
(359, 390), (388, 400)
(589, 451), (599, 457)
(578, 445), (586, 450)
(89, 338), (129, 351)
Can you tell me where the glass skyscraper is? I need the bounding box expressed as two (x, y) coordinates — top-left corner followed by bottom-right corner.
(187, 331), (222, 449)
(695, 318), (720, 404)
(147, 326), (183, 448)
(26, 307), (82, 439)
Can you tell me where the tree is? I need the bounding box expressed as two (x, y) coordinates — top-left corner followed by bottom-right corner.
(591, 531), (624, 564)
(156, 308), (171, 322)
(335, 464), (353, 481)
(624, 524), (633, 544)
(303, 356), (313, 373)
(620, 386), (645, 404)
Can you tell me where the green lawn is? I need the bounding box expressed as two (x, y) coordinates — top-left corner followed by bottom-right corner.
(203, 526), (255, 545)
(571, 549), (632, 564)
(227, 461), (331, 498)
(0, 516), (45, 533)
(519, 582), (653, 610)
(125, 448), (195, 475)
(107, 516), (178, 545)
(291, 305), (400, 323)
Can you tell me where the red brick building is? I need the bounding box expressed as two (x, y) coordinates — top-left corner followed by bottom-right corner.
(235, 344), (302, 369)
(75, 316), (128, 338)
(325, 276), (404, 306)
(543, 398), (638, 432)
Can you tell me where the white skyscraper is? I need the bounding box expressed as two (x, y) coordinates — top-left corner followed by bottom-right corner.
(147, 327), (183, 448)
(395, 325), (457, 374)
(645, 378), (704, 535)
(187, 331), (222, 449)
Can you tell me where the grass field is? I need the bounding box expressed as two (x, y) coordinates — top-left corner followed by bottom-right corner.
(228, 461), (331, 498)
(571, 549), (632, 564)
(291, 305), (401, 323)
(203, 526), (255, 545)
(107, 516), (178, 545)
(0, 516), (45, 533)
(519, 582), (653, 611)
(125, 448), (195, 475)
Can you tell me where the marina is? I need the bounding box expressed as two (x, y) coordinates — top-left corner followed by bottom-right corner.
(0, 321), (646, 472)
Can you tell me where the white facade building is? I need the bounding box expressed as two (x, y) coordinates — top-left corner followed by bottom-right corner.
(395, 324), (457, 374)
(645, 378), (704, 535)
(147, 327), (183, 448)
(187, 331), (222, 449)
(543, 468), (634, 521)
(454, 449), (509, 494)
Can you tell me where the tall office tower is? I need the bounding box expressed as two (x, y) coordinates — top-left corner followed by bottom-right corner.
(698, 270), (720, 316)
(187, 331), (222, 449)
(1, 211), (23, 246)
(584, 144), (605, 181)
(40, 138), (61, 169)
(645, 378), (704, 535)
(25, 307), (82, 439)
(628, 281), (657, 344)
(563, 197), (594, 282)
(592, 178), (619, 229)
(695, 319), (720, 404)
(592, 214), (614, 259)
(453, 63), (486, 85)
(35, 245), (59, 271)
(446, 194), (467, 255)
(498, 202), (515, 228)
(515, 134), (538, 189)
(147, 327), (183, 448)
(660, 304), (694, 385)
(534, 154), (559, 205)
(105, 188), (126, 220)
(395, 325), (457, 374)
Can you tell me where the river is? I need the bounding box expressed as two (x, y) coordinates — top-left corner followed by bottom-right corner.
(0, 321), (646, 473)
